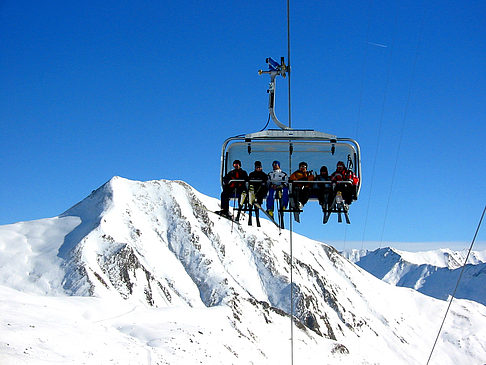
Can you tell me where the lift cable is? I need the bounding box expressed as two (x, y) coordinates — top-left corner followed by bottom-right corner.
(287, 0), (292, 129)
(342, 0), (372, 253)
(359, 10), (398, 250)
(285, 1), (295, 364)
(289, 191), (295, 365)
(379, 7), (426, 246)
(355, 0), (374, 140)
(426, 204), (486, 365)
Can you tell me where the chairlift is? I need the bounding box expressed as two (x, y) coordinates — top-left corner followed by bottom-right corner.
(220, 58), (361, 225)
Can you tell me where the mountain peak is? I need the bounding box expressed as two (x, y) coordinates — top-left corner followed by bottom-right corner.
(1, 177), (486, 363)
(345, 246), (486, 304)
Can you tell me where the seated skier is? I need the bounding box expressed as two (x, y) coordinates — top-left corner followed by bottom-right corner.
(218, 159), (248, 218)
(248, 161), (268, 206)
(331, 161), (356, 205)
(266, 160), (288, 218)
(314, 165), (333, 211)
(289, 161), (315, 210)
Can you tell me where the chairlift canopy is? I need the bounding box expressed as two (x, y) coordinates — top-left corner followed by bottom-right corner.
(221, 129), (361, 198)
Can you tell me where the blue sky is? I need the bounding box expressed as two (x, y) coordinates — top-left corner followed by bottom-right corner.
(1, 0), (485, 251)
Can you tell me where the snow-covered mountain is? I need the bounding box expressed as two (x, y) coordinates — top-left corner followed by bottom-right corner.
(342, 247), (486, 306)
(1, 176), (486, 364)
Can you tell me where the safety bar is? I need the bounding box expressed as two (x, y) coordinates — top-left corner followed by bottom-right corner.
(224, 179), (355, 186)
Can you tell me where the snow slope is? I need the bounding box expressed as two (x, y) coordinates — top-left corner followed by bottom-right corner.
(1, 177), (486, 364)
(342, 247), (486, 306)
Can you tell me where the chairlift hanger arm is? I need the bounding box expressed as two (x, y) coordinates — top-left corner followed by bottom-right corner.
(258, 57), (290, 130)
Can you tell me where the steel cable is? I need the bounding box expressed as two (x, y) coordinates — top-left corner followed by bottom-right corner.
(426, 204), (486, 365)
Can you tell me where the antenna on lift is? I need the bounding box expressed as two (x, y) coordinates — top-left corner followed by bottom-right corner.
(258, 57), (290, 130)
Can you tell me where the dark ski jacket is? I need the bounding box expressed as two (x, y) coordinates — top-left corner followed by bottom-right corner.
(223, 168), (248, 190)
(314, 173), (332, 190)
(316, 173), (330, 181)
(248, 170), (268, 187)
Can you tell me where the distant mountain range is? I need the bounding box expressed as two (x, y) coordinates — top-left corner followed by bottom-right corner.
(1, 177), (485, 364)
(341, 247), (486, 306)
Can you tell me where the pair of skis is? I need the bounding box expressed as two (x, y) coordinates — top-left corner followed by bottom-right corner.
(254, 192), (302, 229)
(323, 191), (350, 224)
(214, 186), (263, 227)
(215, 189), (351, 227)
(236, 188), (301, 229)
(238, 186), (263, 227)
(288, 196), (301, 223)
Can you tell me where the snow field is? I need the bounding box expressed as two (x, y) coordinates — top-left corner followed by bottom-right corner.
(1, 176), (485, 364)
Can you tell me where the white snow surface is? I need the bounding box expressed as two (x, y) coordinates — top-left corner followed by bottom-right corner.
(343, 247), (486, 269)
(341, 247), (486, 305)
(1, 176), (486, 364)
(389, 247), (486, 268)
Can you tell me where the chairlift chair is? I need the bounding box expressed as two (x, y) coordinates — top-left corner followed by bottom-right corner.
(220, 58), (362, 225)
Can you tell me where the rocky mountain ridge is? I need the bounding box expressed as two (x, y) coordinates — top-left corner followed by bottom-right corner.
(342, 247), (486, 305)
(1, 176), (485, 364)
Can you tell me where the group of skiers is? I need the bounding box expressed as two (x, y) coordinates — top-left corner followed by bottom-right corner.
(218, 159), (359, 220)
